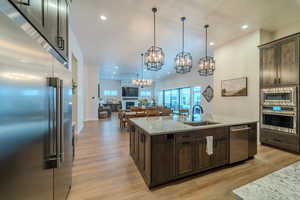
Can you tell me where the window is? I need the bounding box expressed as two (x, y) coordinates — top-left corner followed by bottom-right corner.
(161, 87), (191, 112)
(104, 90), (118, 96)
(180, 88), (190, 110)
(193, 87), (201, 106)
(170, 89), (179, 112)
(164, 90), (171, 108)
(140, 91), (151, 97)
(192, 87), (202, 115)
(158, 91), (163, 105)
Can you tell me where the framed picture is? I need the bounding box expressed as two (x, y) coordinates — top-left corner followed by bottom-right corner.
(221, 77), (247, 97)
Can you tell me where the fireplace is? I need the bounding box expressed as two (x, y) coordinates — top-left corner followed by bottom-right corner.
(126, 102), (135, 109)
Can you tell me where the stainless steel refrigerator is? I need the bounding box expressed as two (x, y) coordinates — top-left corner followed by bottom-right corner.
(0, 1), (73, 200)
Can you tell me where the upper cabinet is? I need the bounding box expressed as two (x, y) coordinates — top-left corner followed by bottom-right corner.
(260, 35), (299, 88)
(278, 37), (299, 86)
(9, 0), (69, 61)
(57, 0), (68, 59)
(261, 46), (277, 87)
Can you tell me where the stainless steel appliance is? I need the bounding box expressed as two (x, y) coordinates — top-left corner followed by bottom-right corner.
(261, 86), (298, 135)
(229, 125), (250, 164)
(261, 87), (297, 106)
(0, 2), (72, 200)
(261, 105), (297, 135)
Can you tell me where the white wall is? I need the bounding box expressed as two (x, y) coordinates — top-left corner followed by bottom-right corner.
(85, 65), (99, 121)
(68, 28), (85, 133)
(155, 67), (214, 113)
(212, 31), (260, 121)
(273, 23), (300, 40)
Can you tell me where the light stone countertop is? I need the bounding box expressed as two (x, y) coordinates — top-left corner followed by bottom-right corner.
(129, 114), (258, 135)
(233, 161), (300, 200)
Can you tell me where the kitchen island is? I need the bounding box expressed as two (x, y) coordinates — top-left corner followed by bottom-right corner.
(129, 115), (258, 188)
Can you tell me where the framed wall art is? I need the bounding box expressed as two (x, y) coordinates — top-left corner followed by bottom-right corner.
(221, 77), (247, 97)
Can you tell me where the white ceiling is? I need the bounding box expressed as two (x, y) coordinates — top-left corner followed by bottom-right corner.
(70, 0), (300, 81)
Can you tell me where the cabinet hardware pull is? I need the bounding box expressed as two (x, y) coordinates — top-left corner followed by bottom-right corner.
(18, 0), (30, 6)
(230, 127), (251, 132)
(57, 36), (65, 51)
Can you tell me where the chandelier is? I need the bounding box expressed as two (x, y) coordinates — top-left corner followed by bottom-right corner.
(175, 17), (192, 74)
(132, 53), (153, 88)
(198, 24), (215, 76)
(144, 8), (165, 71)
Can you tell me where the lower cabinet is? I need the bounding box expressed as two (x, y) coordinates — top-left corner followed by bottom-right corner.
(151, 134), (175, 186)
(138, 132), (146, 171)
(195, 139), (211, 170)
(130, 124), (255, 188)
(175, 141), (195, 176)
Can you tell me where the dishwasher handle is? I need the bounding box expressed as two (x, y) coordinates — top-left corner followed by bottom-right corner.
(230, 126), (251, 133)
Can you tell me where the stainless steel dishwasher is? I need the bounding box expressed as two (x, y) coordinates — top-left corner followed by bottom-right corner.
(230, 125), (251, 164)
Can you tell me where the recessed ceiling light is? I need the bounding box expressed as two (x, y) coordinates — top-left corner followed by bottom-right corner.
(241, 24), (249, 29)
(209, 42), (215, 46)
(115, 66), (119, 69)
(100, 15), (107, 21)
(113, 72), (116, 75)
(168, 72), (171, 74)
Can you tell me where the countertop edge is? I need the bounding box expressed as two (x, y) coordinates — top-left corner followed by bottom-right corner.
(129, 118), (258, 136)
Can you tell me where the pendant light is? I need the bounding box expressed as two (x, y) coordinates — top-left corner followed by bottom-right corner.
(175, 17), (192, 74)
(144, 7), (165, 71)
(198, 24), (215, 76)
(132, 54), (153, 88)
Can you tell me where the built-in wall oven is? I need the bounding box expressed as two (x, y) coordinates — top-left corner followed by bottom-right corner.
(261, 87), (297, 106)
(261, 87), (298, 135)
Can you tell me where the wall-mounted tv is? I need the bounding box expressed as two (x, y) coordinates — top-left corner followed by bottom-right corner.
(122, 87), (139, 97)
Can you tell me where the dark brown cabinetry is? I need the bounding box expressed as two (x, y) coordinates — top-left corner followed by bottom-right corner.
(175, 140), (195, 176)
(151, 135), (175, 186)
(260, 35), (299, 87)
(9, 0), (69, 61)
(278, 37), (299, 85)
(130, 123), (256, 188)
(259, 33), (300, 153)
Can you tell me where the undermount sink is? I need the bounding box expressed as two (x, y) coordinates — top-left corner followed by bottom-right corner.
(183, 121), (220, 126)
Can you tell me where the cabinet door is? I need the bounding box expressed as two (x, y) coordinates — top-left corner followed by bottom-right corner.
(278, 37), (299, 85)
(18, 0), (46, 32)
(45, 0), (58, 48)
(138, 132), (146, 172)
(212, 136), (228, 167)
(129, 126), (135, 157)
(151, 135), (175, 186)
(261, 46), (277, 87)
(175, 141), (194, 176)
(134, 128), (139, 162)
(195, 139), (211, 170)
(57, 0), (68, 59)
(248, 123), (257, 157)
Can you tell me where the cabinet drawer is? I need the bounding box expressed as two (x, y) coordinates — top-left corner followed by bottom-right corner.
(175, 133), (195, 143)
(261, 129), (299, 152)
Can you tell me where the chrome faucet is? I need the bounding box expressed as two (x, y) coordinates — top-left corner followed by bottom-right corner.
(192, 105), (204, 121)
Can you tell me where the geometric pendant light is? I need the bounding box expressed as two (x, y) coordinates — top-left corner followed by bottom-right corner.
(198, 24), (215, 76)
(174, 17), (193, 74)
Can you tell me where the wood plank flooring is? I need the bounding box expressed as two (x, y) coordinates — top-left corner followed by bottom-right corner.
(68, 114), (300, 200)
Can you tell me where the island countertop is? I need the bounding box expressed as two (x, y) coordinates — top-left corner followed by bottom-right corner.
(129, 114), (258, 135)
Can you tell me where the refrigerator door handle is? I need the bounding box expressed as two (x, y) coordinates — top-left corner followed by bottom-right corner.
(48, 77), (62, 168)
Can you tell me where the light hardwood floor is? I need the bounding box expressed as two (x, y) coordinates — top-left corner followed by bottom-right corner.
(68, 114), (300, 200)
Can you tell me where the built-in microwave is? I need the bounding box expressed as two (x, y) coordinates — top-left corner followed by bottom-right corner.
(261, 105), (297, 135)
(261, 87), (297, 106)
